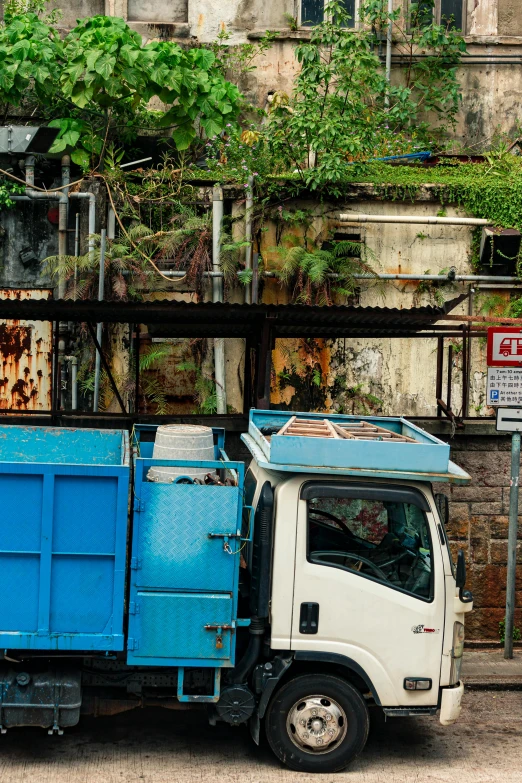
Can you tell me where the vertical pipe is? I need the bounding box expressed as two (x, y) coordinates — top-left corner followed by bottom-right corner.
(70, 357), (78, 411)
(244, 176), (254, 305)
(212, 187), (224, 303)
(461, 326), (468, 419)
(74, 212), (80, 300)
(212, 186), (227, 414)
(25, 155), (35, 188)
(447, 344), (453, 411)
(135, 323), (140, 414)
(384, 0), (393, 108)
(93, 229), (106, 412)
(252, 251), (259, 304)
(53, 320), (60, 415)
(58, 156), (70, 299)
(436, 337), (443, 416)
(108, 206), (116, 240)
(504, 431), (521, 660)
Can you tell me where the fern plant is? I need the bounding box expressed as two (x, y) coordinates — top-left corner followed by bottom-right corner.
(177, 360), (218, 414)
(44, 225), (174, 301)
(277, 236), (377, 305)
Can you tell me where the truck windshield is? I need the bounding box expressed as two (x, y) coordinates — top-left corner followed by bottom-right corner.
(307, 494), (433, 600)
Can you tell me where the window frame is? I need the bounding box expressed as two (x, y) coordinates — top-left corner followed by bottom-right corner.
(410, 0), (466, 33)
(299, 0), (361, 29)
(304, 481), (435, 603)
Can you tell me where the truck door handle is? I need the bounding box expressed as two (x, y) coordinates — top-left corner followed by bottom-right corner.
(299, 602), (319, 634)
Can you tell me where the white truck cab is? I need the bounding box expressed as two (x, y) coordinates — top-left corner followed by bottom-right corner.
(241, 411), (472, 773)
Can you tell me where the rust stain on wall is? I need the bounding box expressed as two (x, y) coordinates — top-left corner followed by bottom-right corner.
(0, 289), (52, 411)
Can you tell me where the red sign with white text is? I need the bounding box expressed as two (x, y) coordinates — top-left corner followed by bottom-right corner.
(487, 327), (522, 367)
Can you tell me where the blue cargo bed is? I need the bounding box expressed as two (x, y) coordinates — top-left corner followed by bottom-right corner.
(0, 426), (130, 651)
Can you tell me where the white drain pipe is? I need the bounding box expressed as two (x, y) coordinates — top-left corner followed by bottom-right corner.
(337, 213), (491, 226)
(212, 186), (227, 415)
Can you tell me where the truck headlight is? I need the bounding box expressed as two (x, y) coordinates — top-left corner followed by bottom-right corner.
(450, 621), (465, 684)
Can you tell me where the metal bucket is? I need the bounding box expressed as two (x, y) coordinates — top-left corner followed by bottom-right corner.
(147, 424), (216, 483)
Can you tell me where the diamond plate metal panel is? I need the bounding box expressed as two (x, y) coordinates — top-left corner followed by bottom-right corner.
(136, 484), (240, 592)
(128, 592), (233, 663)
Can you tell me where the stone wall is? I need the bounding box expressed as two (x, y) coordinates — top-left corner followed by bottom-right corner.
(432, 425), (522, 641)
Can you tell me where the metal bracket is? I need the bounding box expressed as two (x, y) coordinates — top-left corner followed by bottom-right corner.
(129, 602), (140, 615)
(130, 557), (142, 570)
(177, 668), (221, 703)
(208, 532), (240, 539)
(127, 638), (139, 651)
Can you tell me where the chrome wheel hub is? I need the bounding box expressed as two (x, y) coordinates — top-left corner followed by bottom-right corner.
(286, 695), (347, 754)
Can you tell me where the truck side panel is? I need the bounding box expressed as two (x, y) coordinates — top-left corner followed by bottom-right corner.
(0, 427), (129, 651)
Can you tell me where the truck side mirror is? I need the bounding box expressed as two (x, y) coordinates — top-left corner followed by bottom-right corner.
(434, 493), (449, 526)
(456, 549), (473, 603)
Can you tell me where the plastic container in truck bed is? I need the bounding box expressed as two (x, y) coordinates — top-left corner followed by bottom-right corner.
(0, 426), (130, 651)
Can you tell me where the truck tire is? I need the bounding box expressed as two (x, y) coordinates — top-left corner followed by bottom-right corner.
(265, 674), (369, 773)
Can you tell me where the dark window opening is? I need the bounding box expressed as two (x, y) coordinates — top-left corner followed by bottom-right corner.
(307, 492), (433, 600)
(302, 0), (357, 28)
(440, 0), (463, 30)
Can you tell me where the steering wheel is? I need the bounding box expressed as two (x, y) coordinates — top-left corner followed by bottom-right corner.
(309, 508), (355, 539)
(311, 550), (388, 581)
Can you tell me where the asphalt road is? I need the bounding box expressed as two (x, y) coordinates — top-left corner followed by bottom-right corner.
(0, 690), (520, 782)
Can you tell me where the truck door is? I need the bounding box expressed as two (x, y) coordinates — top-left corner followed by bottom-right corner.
(290, 481), (446, 707)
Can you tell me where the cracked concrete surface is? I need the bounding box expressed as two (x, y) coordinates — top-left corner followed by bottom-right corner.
(0, 691), (520, 782)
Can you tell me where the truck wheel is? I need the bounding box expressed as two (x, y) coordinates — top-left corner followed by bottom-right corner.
(265, 674), (369, 773)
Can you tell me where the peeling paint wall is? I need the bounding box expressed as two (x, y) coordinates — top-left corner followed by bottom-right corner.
(0, 290), (52, 411)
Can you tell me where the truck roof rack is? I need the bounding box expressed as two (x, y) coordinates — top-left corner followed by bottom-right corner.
(241, 409), (471, 485)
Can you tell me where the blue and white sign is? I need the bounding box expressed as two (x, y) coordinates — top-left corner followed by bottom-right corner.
(487, 367), (522, 406)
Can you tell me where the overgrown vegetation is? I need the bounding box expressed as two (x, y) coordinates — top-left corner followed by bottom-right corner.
(0, 9), (241, 168)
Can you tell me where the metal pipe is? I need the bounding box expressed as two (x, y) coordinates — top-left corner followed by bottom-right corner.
(384, 0), (393, 108)
(74, 212), (80, 300)
(447, 345), (453, 412)
(244, 176), (253, 304)
(107, 206), (116, 240)
(212, 186), (227, 415)
(125, 270), (522, 283)
(64, 356), (78, 410)
(436, 337), (443, 417)
(69, 191), (96, 261)
(58, 155), (70, 299)
(212, 187), (224, 303)
(504, 431), (521, 660)
(337, 214), (491, 226)
(93, 229), (106, 413)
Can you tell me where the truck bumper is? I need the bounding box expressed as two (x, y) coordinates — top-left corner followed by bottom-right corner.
(439, 681), (464, 726)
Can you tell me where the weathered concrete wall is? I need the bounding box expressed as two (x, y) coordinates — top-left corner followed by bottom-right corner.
(438, 429), (522, 640)
(253, 194), (487, 418)
(498, 0), (522, 36)
(0, 202), (56, 290)
(127, 0), (187, 23)
(49, 0), (104, 26)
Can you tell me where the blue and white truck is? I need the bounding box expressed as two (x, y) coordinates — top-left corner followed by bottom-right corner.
(0, 409), (472, 773)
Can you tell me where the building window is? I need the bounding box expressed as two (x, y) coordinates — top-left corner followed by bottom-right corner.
(301, 0), (358, 28)
(412, 0), (465, 32)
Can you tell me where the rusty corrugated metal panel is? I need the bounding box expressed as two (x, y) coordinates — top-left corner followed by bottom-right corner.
(0, 290), (52, 410)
